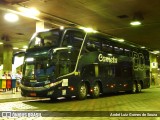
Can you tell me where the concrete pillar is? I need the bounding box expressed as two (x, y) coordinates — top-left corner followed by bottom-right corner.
(150, 53), (159, 86)
(0, 57), (3, 76)
(3, 45), (13, 73)
(0, 57), (2, 65)
(36, 21), (45, 32)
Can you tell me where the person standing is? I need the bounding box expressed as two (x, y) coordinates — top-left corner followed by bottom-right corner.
(15, 70), (22, 92)
(6, 72), (12, 91)
(2, 72), (7, 92)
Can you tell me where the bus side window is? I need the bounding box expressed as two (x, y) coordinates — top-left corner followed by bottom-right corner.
(124, 49), (130, 57)
(62, 30), (85, 49)
(62, 34), (70, 47)
(146, 70), (150, 77)
(102, 42), (113, 53)
(144, 52), (150, 65)
(44, 39), (52, 46)
(114, 46), (124, 55)
(86, 36), (102, 52)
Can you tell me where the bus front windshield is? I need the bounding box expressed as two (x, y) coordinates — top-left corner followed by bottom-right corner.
(29, 29), (61, 49)
(24, 59), (55, 80)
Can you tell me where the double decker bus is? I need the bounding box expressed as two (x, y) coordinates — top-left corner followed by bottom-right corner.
(18, 27), (150, 100)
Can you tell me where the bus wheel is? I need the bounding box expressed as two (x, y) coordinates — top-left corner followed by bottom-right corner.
(91, 82), (100, 98)
(137, 83), (142, 93)
(77, 82), (88, 100)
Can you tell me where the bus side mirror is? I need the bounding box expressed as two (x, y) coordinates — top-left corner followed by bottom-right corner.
(13, 51), (25, 64)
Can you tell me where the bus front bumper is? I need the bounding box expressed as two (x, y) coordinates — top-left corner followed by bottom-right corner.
(20, 80), (63, 97)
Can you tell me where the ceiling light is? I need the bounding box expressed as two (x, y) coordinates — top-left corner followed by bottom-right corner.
(29, 8), (40, 16)
(4, 13), (19, 22)
(79, 27), (97, 33)
(60, 26), (64, 30)
(111, 38), (125, 42)
(130, 12), (143, 26)
(151, 50), (160, 54)
(130, 21), (141, 26)
(23, 46), (28, 49)
(13, 47), (19, 50)
(118, 39), (125, 42)
(18, 7), (40, 16)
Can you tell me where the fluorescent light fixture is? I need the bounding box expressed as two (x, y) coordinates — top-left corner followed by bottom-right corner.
(118, 39), (125, 42)
(18, 7), (40, 17)
(60, 26), (64, 30)
(29, 8), (40, 16)
(79, 27), (98, 33)
(130, 20), (141, 26)
(13, 47), (19, 50)
(130, 12), (143, 26)
(151, 50), (160, 54)
(23, 46), (28, 49)
(4, 13), (19, 22)
(111, 38), (125, 42)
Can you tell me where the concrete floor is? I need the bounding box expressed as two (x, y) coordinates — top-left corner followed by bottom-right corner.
(0, 86), (160, 120)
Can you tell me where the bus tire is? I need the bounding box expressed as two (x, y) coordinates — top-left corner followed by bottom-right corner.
(137, 83), (142, 93)
(77, 82), (88, 100)
(90, 82), (100, 98)
(127, 82), (137, 94)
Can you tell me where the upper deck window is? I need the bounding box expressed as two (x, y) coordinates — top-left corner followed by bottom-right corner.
(85, 35), (102, 52)
(62, 30), (85, 49)
(114, 46), (124, 55)
(29, 29), (60, 48)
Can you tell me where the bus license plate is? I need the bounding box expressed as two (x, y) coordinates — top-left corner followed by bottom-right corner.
(30, 93), (36, 96)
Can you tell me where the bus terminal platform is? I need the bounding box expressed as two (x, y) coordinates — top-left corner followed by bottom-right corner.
(0, 89), (38, 103)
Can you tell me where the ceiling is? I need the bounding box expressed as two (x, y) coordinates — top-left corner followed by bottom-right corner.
(0, 0), (160, 60)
